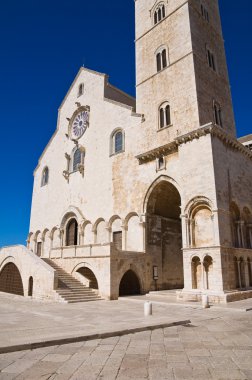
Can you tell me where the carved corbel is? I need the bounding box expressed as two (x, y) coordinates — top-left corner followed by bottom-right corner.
(77, 164), (84, 176)
(63, 170), (70, 182)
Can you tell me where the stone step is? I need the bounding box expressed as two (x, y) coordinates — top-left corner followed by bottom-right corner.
(67, 299), (103, 304)
(42, 258), (102, 304)
(59, 294), (101, 300)
(57, 290), (96, 296)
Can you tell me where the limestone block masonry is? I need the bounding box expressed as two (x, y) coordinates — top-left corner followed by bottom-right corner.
(1, 0), (252, 303)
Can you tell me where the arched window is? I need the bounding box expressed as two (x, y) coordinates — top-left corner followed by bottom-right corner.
(154, 3), (166, 25)
(41, 167), (49, 187)
(66, 218), (78, 246)
(70, 147), (85, 173)
(156, 53), (161, 72)
(78, 83), (84, 97)
(115, 131), (123, 153)
(159, 103), (171, 128)
(110, 129), (124, 155)
(156, 48), (168, 72)
(73, 148), (81, 172)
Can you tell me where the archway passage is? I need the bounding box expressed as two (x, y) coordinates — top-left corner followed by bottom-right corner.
(119, 270), (141, 296)
(0, 263), (24, 296)
(77, 267), (98, 289)
(146, 180), (184, 290)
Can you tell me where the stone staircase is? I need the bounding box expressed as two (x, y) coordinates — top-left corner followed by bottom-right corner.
(42, 258), (103, 304)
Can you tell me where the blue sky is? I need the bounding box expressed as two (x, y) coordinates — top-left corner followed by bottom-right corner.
(0, 1), (251, 247)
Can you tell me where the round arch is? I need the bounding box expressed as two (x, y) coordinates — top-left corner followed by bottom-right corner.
(143, 175), (181, 214)
(144, 176), (184, 290)
(184, 196), (213, 218)
(108, 215), (122, 230)
(119, 269), (141, 296)
(41, 228), (49, 241)
(92, 218), (106, 233)
(72, 262), (99, 290)
(60, 206), (85, 229)
(124, 212), (139, 228)
(0, 262), (24, 296)
(33, 230), (41, 242)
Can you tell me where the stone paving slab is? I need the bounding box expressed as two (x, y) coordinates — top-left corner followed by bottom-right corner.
(1, 291), (252, 366)
(1, 313), (252, 380)
(0, 293), (194, 354)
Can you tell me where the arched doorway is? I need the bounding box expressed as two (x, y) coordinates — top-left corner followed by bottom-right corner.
(0, 263), (24, 296)
(146, 180), (183, 289)
(77, 267), (98, 289)
(119, 270), (141, 296)
(66, 218), (78, 246)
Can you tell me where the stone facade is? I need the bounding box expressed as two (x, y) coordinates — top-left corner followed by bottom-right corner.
(1, 0), (252, 303)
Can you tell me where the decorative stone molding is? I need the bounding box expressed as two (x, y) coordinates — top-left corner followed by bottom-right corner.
(176, 123), (252, 159)
(136, 123), (252, 165)
(136, 141), (178, 164)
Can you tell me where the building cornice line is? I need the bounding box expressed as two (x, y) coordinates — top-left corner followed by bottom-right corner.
(176, 123), (252, 160)
(136, 51), (193, 88)
(136, 123), (252, 164)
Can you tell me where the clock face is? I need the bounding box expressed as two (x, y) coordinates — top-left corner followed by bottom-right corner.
(71, 111), (89, 139)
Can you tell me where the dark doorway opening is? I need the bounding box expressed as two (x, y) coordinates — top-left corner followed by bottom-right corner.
(119, 270), (141, 296)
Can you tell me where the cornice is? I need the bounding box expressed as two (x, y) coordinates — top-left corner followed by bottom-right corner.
(136, 141), (178, 165)
(136, 123), (252, 164)
(176, 123), (252, 160)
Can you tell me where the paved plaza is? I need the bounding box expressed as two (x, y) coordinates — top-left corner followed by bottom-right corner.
(0, 294), (252, 379)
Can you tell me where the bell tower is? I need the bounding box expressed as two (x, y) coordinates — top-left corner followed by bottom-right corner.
(135, 0), (236, 145)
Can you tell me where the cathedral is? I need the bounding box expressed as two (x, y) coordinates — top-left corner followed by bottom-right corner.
(1, 0), (252, 304)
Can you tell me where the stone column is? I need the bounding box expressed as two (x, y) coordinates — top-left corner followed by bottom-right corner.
(240, 221), (245, 248)
(201, 261), (205, 290)
(121, 224), (127, 251)
(181, 214), (188, 248)
(49, 236), (53, 259)
(189, 219), (195, 248)
(212, 209), (220, 246)
(140, 214), (146, 252)
(105, 223), (112, 243)
(236, 222), (241, 248)
(41, 236), (45, 258)
(60, 229), (64, 249)
(238, 259), (242, 289)
(248, 225), (252, 249)
(79, 224), (84, 245)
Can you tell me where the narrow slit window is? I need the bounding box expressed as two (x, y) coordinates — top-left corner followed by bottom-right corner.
(41, 167), (49, 187)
